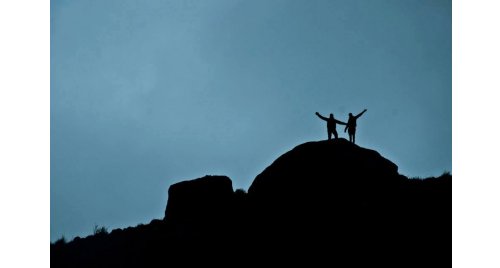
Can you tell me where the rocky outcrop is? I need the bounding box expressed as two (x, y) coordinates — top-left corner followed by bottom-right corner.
(51, 139), (450, 267)
(165, 175), (234, 223)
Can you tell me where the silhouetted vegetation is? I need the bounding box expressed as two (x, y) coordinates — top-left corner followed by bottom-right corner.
(234, 188), (246, 195)
(93, 224), (108, 236)
(51, 139), (450, 267)
(52, 236), (66, 246)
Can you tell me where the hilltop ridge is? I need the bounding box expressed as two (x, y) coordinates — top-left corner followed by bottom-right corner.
(52, 139), (450, 267)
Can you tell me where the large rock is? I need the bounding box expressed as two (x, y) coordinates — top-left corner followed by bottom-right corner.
(245, 139), (449, 266)
(249, 138), (404, 204)
(164, 175), (234, 230)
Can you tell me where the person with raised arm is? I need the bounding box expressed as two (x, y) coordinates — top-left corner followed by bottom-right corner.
(315, 112), (346, 140)
(344, 109), (367, 144)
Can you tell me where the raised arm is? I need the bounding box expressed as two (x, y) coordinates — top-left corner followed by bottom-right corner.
(355, 109), (367, 119)
(315, 112), (328, 121)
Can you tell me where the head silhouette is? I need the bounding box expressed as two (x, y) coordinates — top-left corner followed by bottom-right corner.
(330, 113), (334, 118)
(349, 113), (353, 117)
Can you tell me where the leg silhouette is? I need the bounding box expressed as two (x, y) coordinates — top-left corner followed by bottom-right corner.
(348, 127), (356, 144)
(349, 132), (356, 143)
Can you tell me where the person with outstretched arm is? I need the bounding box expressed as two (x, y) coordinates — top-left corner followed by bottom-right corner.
(315, 112), (346, 140)
(344, 109), (367, 144)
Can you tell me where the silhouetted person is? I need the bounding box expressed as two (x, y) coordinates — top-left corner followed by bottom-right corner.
(315, 112), (346, 140)
(344, 109), (367, 144)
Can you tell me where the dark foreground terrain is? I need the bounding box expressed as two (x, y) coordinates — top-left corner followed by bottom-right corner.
(51, 139), (450, 267)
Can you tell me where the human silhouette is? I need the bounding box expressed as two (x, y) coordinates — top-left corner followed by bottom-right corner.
(315, 112), (346, 140)
(344, 109), (367, 144)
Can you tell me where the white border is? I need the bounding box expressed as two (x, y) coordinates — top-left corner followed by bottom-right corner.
(0, 1), (50, 267)
(453, 1), (500, 267)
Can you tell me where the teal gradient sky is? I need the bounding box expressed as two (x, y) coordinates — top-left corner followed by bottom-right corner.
(51, 0), (451, 241)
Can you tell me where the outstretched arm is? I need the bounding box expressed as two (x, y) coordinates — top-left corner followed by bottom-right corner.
(315, 112), (328, 121)
(335, 119), (347, 125)
(355, 109), (367, 119)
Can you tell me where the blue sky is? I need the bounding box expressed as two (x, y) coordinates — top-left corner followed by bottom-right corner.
(51, 0), (451, 241)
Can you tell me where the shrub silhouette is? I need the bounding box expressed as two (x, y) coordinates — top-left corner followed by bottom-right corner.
(234, 188), (246, 195)
(52, 236), (66, 246)
(93, 224), (108, 236)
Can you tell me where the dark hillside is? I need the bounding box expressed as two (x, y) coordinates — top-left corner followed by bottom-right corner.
(51, 139), (450, 267)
